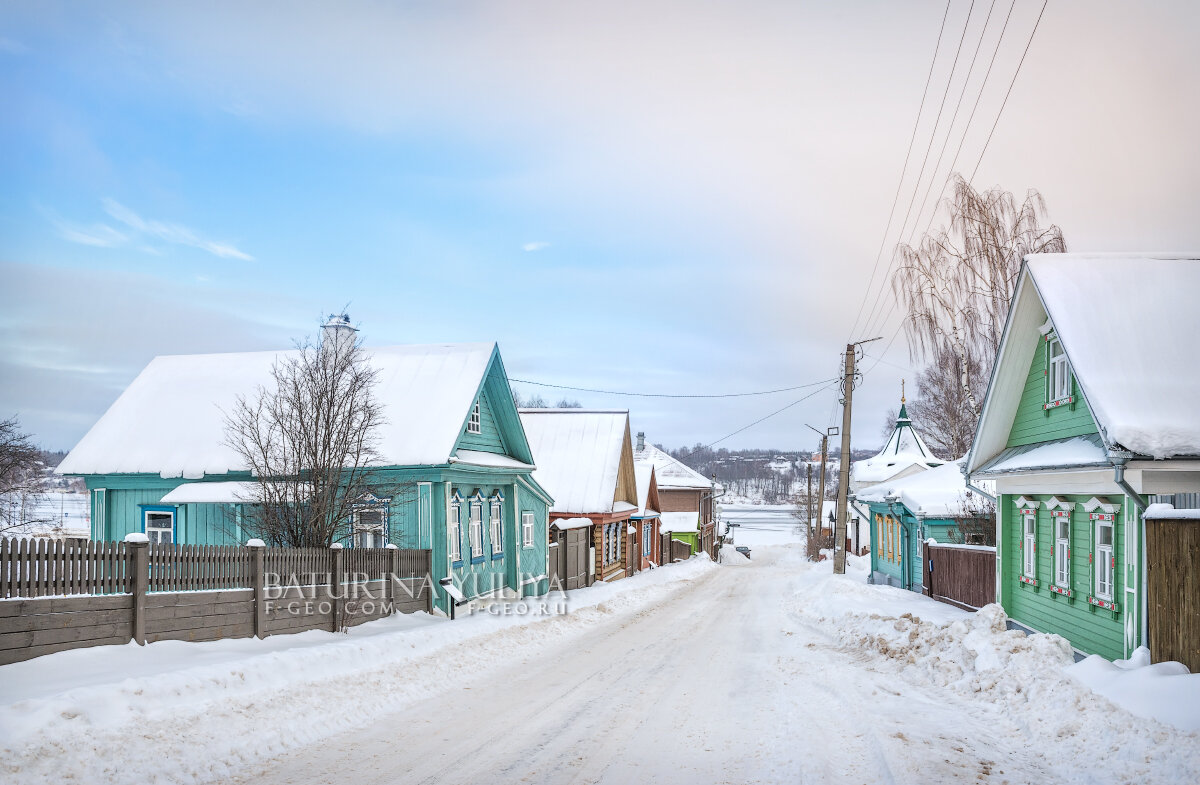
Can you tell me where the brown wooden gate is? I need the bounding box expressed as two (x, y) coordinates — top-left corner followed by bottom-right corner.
(564, 528), (588, 590)
(1146, 515), (1200, 672)
(921, 541), (996, 611)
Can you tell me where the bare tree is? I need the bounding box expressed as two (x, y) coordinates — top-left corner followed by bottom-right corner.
(553, 398), (582, 408)
(907, 343), (987, 460)
(947, 488), (997, 546)
(224, 324), (389, 547)
(893, 175), (1066, 417)
(0, 417), (49, 536)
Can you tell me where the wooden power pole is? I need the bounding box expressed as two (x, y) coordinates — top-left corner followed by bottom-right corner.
(806, 462), (813, 538)
(834, 337), (879, 574)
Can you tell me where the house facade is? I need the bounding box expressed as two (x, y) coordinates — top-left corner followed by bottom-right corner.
(633, 433), (719, 558)
(56, 323), (553, 615)
(519, 409), (639, 584)
(858, 460), (975, 591)
(632, 463), (662, 569)
(967, 254), (1200, 662)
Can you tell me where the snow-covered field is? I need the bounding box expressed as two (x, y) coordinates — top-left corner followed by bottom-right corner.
(2, 528), (1197, 784)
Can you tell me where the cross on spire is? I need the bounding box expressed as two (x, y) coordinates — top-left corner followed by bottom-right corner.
(901, 378), (906, 404)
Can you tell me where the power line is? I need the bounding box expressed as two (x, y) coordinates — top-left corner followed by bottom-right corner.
(675, 381), (840, 460)
(859, 1), (978, 342)
(845, 0), (952, 344)
(508, 377), (838, 399)
(969, 0), (1049, 183)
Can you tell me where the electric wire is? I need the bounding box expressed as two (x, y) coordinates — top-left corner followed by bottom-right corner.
(508, 377), (838, 399)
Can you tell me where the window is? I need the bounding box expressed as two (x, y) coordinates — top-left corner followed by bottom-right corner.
(603, 523), (621, 566)
(353, 507), (388, 549)
(643, 522), (652, 556)
(885, 516), (894, 562)
(522, 512), (535, 548)
(1048, 337), (1070, 402)
(1054, 516), (1070, 588)
(1095, 519), (1114, 600)
(469, 498), (484, 561)
(448, 494), (463, 565)
(144, 509), (174, 544)
(489, 496), (503, 558)
(467, 402), (482, 434)
(1023, 513), (1037, 579)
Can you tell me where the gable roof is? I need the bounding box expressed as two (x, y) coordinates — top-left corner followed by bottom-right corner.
(634, 463), (660, 518)
(58, 343), (529, 478)
(518, 409), (633, 514)
(969, 253), (1200, 472)
(852, 402), (942, 486)
(857, 459), (968, 519)
(632, 442), (713, 491)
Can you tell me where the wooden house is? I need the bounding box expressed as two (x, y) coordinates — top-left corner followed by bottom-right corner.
(519, 409), (639, 584)
(55, 319), (554, 616)
(632, 463), (662, 568)
(857, 460), (981, 592)
(966, 253), (1200, 664)
(633, 432), (719, 558)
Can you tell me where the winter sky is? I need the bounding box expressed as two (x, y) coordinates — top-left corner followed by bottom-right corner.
(2, 1), (1198, 453)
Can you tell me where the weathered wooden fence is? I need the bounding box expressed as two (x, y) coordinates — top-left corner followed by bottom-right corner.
(921, 541), (996, 611)
(0, 538), (433, 666)
(669, 538), (692, 563)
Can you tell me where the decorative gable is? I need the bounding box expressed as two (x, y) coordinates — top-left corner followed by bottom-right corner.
(1083, 496), (1121, 515)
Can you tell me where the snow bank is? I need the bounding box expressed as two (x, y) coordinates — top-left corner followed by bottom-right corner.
(0, 558), (717, 784)
(789, 558), (1200, 781)
(1067, 648), (1200, 731)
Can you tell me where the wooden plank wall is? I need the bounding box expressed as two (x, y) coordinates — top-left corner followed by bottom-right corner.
(1147, 518), (1200, 672)
(922, 542), (997, 611)
(0, 540), (433, 664)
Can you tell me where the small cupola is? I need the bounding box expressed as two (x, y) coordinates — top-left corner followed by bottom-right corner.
(321, 313), (358, 351)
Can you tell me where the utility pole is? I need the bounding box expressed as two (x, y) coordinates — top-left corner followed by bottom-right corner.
(806, 423), (835, 558)
(806, 463), (813, 538)
(834, 337), (880, 574)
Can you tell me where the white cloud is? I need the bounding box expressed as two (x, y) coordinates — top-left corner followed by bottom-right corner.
(522, 241), (550, 252)
(101, 198), (254, 260)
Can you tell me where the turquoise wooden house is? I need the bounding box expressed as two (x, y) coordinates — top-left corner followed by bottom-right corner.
(55, 319), (554, 614)
(966, 254), (1200, 663)
(857, 459), (972, 591)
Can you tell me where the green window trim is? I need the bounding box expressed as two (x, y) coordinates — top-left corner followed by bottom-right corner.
(1042, 332), (1076, 412)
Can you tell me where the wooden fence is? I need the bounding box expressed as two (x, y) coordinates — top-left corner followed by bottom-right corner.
(921, 541), (996, 611)
(669, 538), (692, 564)
(0, 538), (433, 666)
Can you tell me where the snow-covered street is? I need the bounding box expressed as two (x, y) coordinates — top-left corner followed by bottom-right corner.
(2, 511), (1196, 785)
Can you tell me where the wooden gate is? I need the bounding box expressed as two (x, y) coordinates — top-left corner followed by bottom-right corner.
(670, 538), (691, 563)
(547, 542), (561, 587)
(921, 541), (996, 611)
(563, 528), (588, 590)
(1146, 515), (1200, 672)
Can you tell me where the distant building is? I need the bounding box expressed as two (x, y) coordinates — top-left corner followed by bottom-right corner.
(851, 396), (943, 492)
(632, 433), (721, 559)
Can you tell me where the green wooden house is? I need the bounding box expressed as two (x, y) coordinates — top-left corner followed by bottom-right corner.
(966, 254), (1200, 662)
(857, 459), (973, 591)
(56, 320), (554, 615)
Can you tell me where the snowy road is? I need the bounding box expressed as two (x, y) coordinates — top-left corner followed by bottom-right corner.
(231, 547), (1054, 785)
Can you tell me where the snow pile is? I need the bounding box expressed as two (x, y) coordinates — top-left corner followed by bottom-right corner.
(1145, 503), (1200, 520)
(1067, 647), (1200, 731)
(789, 562), (1200, 781)
(0, 558), (717, 784)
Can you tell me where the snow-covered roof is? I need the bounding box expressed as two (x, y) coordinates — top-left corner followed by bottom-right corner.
(659, 511), (698, 533)
(519, 410), (630, 514)
(632, 442), (713, 491)
(974, 434), (1109, 476)
(1025, 253), (1200, 458)
(551, 517), (594, 530)
(450, 450), (535, 471)
(1145, 504), (1200, 520)
(57, 343), (506, 478)
(634, 463), (658, 518)
(852, 404), (942, 487)
(856, 460), (969, 519)
(159, 481), (259, 504)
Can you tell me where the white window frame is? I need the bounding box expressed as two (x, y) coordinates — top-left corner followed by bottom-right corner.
(1095, 519), (1115, 601)
(467, 402), (482, 434)
(643, 522), (652, 556)
(522, 512), (535, 548)
(489, 497), (503, 556)
(1048, 337), (1070, 402)
(469, 499), (484, 560)
(144, 509), (174, 544)
(448, 495), (463, 564)
(1023, 513), (1037, 579)
(352, 506), (388, 549)
(1054, 516), (1070, 588)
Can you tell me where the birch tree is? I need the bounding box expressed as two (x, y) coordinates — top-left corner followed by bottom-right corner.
(892, 175), (1066, 417)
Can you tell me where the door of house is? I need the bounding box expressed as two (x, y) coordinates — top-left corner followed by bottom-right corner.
(1147, 517), (1200, 672)
(627, 526), (638, 574)
(564, 528), (588, 591)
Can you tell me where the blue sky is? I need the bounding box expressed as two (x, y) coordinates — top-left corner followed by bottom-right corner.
(2, 1), (1198, 453)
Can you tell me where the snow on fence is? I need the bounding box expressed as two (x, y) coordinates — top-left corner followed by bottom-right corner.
(0, 537), (433, 666)
(921, 540), (996, 611)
